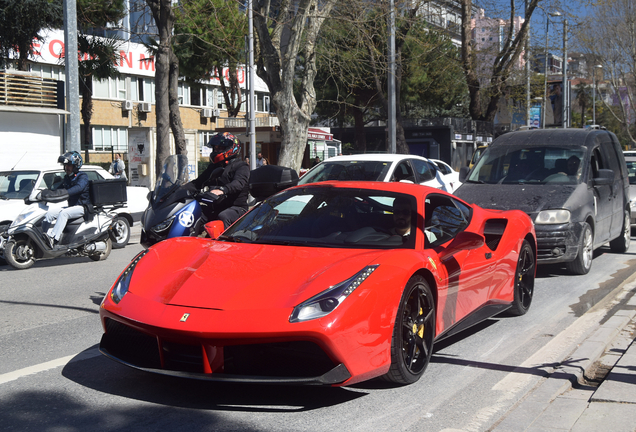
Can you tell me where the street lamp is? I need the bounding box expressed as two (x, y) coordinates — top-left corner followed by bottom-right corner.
(542, 11), (562, 129)
(593, 64), (603, 126)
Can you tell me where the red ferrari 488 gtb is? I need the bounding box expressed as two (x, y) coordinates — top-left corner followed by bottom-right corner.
(100, 181), (536, 386)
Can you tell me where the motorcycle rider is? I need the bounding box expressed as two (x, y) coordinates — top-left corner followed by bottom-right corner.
(191, 132), (250, 229)
(42, 151), (91, 248)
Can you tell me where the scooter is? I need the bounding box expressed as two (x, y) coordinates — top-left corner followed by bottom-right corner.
(140, 154), (224, 248)
(1, 188), (118, 270)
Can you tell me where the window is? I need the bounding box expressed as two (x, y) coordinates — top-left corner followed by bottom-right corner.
(392, 162), (416, 182)
(424, 194), (471, 247)
(93, 77), (128, 100)
(92, 126), (128, 152)
(410, 159), (436, 182)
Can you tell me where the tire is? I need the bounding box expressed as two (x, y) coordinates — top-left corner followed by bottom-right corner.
(508, 240), (535, 316)
(0, 223), (9, 266)
(111, 217), (131, 249)
(566, 222), (593, 275)
(609, 209), (631, 253)
(89, 238), (112, 261)
(5, 238), (36, 270)
(383, 275), (435, 385)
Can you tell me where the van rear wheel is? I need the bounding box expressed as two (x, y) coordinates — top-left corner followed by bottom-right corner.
(609, 209), (631, 253)
(566, 223), (593, 275)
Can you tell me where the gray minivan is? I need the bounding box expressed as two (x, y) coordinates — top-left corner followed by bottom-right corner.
(456, 129), (630, 275)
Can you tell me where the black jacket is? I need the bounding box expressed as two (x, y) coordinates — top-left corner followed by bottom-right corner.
(193, 158), (250, 208)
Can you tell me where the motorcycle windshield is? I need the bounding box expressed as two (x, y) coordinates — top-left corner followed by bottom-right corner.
(152, 155), (190, 203)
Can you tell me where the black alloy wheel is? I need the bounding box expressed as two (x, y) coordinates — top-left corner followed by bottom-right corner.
(384, 275), (435, 384)
(508, 239), (535, 316)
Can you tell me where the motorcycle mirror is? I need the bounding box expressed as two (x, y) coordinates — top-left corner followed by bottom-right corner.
(204, 220), (225, 239)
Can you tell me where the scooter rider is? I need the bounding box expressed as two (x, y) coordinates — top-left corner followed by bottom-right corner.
(191, 132), (249, 229)
(42, 151), (91, 248)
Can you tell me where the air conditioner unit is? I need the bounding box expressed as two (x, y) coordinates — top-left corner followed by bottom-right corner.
(122, 100), (133, 111)
(201, 108), (220, 118)
(139, 102), (152, 113)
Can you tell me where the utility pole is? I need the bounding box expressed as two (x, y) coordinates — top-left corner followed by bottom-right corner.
(248, 0), (256, 169)
(63, 0), (80, 153)
(387, 0), (396, 153)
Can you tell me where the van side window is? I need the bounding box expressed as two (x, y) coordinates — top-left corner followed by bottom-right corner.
(590, 148), (603, 178)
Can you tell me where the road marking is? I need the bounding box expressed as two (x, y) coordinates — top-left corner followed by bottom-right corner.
(0, 349), (101, 385)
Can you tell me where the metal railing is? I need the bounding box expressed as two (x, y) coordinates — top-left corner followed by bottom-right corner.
(223, 115), (279, 128)
(0, 70), (59, 108)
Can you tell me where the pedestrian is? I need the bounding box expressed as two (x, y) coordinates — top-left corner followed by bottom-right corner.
(110, 153), (127, 181)
(256, 152), (264, 167)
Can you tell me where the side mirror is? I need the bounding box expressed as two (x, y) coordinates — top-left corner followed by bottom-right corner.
(459, 166), (470, 182)
(204, 220), (225, 239)
(438, 231), (485, 261)
(593, 169), (614, 186)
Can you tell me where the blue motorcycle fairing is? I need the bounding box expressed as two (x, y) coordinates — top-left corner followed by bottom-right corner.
(166, 199), (202, 238)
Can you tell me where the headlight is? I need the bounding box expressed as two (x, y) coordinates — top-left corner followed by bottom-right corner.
(151, 216), (175, 233)
(535, 209), (570, 224)
(110, 249), (149, 304)
(290, 265), (378, 323)
(11, 210), (36, 227)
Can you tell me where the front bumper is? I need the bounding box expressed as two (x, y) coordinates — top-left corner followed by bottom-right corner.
(534, 221), (585, 264)
(99, 315), (352, 385)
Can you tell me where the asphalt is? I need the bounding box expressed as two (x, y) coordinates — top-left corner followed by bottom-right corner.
(128, 224), (636, 431)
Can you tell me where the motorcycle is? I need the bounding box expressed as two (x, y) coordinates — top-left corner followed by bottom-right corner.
(140, 155), (300, 248)
(140, 155), (224, 248)
(0, 185), (121, 270)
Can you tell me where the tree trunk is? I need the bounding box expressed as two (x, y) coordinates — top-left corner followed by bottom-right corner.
(169, 50), (187, 155)
(253, 0), (338, 172)
(147, 0), (180, 172)
(79, 77), (93, 163)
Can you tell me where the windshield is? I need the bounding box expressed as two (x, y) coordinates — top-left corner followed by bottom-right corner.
(0, 171), (39, 200)
(467, 145), (587, 185)
(298, 160), (392, 184)
(626, 160), (636, 185)
(222, 186), (417, 249)
(153, 155), (190, 202)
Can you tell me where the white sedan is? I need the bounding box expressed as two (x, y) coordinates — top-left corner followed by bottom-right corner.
(298, 154), (456, 192)
(429, 159), (462, 193)
(0, 164), (149, 250)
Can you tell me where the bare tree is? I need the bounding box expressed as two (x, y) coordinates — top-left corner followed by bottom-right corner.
(253, 0), (338, 171)
(576, 0), (636, 145)
(460, 0), (540, 121)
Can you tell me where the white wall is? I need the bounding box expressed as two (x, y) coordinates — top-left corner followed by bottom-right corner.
(0, 112), (63, 170)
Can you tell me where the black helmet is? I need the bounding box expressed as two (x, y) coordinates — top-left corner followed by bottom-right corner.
(206, 132), (241, 164)
(58, 151), (83, 173)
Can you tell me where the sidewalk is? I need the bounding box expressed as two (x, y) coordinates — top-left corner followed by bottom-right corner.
(491, 286), (636, 432)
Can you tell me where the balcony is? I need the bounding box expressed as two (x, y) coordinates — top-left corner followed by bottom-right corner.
(0, 70), (61, 109)
(223, 115), (280, 128)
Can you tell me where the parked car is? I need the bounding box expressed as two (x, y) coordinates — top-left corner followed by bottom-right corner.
(298, 154), (455, 192)
(0, 164), (149, 251)
(624, 156), (636, 228)
(99, 181), (536, 386)
(469, 145), (488, 169)
(429, 159), (462, 193)
(456, 128), (630, 275)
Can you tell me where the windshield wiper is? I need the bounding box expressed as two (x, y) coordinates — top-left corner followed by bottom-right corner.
(466, 179), (485, 184)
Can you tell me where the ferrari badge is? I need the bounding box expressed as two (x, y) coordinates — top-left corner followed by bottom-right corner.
(180, 313), (190, 322)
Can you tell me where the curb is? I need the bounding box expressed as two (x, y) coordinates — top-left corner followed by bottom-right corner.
(490, 274), (636, 432)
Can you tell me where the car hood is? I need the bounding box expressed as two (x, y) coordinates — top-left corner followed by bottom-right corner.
(130, 238), (385, 311)
(455, 183), (579, 214)
(0, 199), (30, 223)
